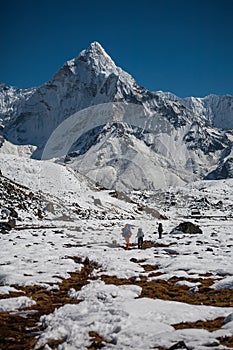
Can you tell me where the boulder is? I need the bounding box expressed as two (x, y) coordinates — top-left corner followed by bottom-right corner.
(9, 207), (18, 218)
(45, 202), (55, 214)
(170, 221), (203, 234)
(224, 313), (233, 324)
(168, 341), (189, 350)
(0, 218), (16, 233)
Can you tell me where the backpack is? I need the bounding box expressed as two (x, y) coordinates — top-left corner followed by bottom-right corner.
(137, 228), (144, 237)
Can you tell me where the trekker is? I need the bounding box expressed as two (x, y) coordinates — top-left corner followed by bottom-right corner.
(136, 227), (144, 249)
(158, 222), (163, 239)
(121, 224), (133, 250)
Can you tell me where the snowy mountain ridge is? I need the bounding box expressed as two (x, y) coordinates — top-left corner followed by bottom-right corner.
(0, 83), (35, 128)
(157, 90), (233, 129)
(0, 42), (233, 189)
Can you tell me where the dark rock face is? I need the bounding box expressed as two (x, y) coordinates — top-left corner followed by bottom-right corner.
(206, 157), (233, 180)
(0, 174), (44, 224)
(170, 221), (203, 234)
(183, 122), (230, 154)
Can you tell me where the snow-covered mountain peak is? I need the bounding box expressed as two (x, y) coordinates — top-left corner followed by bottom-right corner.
(87, 41), (110, 56)
(1, 42), (233, 187)
(66, 41), (117, 78)
(82, 41), (116, 65)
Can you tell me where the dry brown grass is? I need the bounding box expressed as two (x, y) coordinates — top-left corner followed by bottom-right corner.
(0, 258), (95, 350)
(0, 311), (42, 350)
(88, 331), (107, 349)
(101, 270), (233, 349)
(1, 254), (233, 350)
(217, 336), (233, 347)
(172, 318), (233, 348)
(101, 274), (233, 307)
(173, 317), (225, 331)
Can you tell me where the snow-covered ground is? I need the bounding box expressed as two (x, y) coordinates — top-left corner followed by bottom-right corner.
(1, 155), (233, 349)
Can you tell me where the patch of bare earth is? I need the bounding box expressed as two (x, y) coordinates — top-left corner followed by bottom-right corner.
(217, 336), (233, 348)
(0, 258), (97, 350)
(101, 272), (233, 307)
(173, 318), (233, 348)
(142, 240), (170, 249)
(88, 331), (107, 349)
(1, 248), (232, 350)
(173, 317), (225, 332)
(101, 263), (233, 349)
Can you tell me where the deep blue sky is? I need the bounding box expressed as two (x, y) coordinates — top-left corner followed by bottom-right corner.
(1, 0), (233, 97)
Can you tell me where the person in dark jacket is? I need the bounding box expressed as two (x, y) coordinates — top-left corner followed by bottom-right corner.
(136, 227), (144, 249)
(158, 222), (163, 239)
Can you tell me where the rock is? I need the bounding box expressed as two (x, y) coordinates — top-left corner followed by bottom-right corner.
(37, 208), (43, 219)
(188, 286), (199, 295)
(83, 257), (90, 265)
(1, 208), (10, 218)
(163, 248), (179, 255)
(94, 198), (102, 206)
(190, 207), (201, 216)
(224, 312), (233, 324)
(202, 339), (220, 347)
(9, 207), (18, 218)
(8, 218), (16, 229)
(45, 202), (55, 214)
(170, 221), (203, 234)
(0, 218), (16, 233)
(0, 222), (11, 233)
(168, 341), (189, 349)
(206, 157), (233, 180)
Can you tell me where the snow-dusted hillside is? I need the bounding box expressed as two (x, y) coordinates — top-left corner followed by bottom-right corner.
(0, 154), (147, 222)
(1, 153), (233, 350)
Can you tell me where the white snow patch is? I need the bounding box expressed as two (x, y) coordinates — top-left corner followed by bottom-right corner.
(0, 296), (36, 312)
